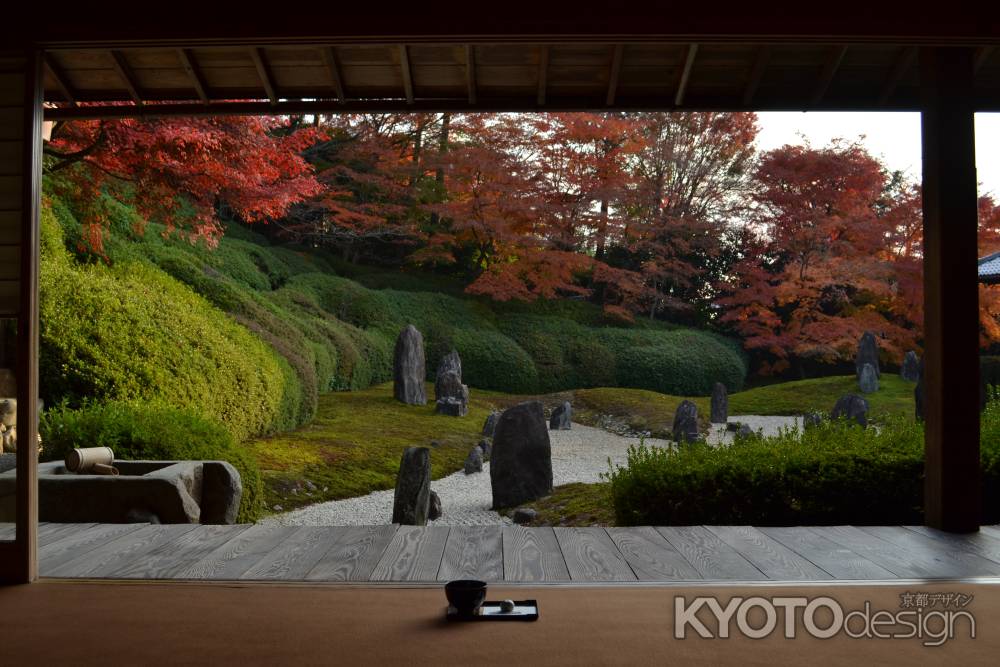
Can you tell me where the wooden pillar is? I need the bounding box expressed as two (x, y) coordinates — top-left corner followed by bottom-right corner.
(920, 47), (981, 533)
(0, 48), (41, 583)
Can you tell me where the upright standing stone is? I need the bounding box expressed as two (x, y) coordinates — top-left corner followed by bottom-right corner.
(549, 401), (572, 430)
(482, 412), (500, 438)
(490, 402), (553, 509)
(672, 400), (700, 444)
(463, 445), (483, 474)
(856, 332), (880, 380)
(710, 382), (728, 424)
(858, 362), (879, 394)
(428, 490), (442, 521)
(434, 350), (469, 416)
(915, 359), (925, 422)
(901, 351), (921, 382)
(393, 325), (427, 405)
(435, 350), (462, 398)
(391, 447), (431, 525)
(832, 394), (870, 427)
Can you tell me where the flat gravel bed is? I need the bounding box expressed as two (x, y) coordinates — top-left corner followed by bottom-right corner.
(263, 416), (800, 527)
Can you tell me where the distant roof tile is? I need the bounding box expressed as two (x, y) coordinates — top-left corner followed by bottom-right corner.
(981, 252), (1000, 284)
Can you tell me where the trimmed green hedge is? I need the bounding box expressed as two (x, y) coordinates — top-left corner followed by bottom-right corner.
(608, 396), (1000, 526)
(40, 400), (264, 523)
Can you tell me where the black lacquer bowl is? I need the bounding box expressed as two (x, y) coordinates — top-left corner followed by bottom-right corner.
(445, 580), (488, 615)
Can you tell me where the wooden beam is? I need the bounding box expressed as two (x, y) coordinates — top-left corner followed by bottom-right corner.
(319, 47), (345, 104)
(811, 44), (848, 105)
(248, 48), (277, 105)
(465, 44), (477, 105)
(109, 50), (143, 106)
(878, 46), (917, 107)
(919, 46), (981, 533)
(606, 44), (624, 106)
(674, 43), (698, 106)
(537, 45), (549, 106)
(742, 45), (771, 106)
(176, 48), (209, 104)
(399, 45), (414, 105)
(42, 52), (76, 105)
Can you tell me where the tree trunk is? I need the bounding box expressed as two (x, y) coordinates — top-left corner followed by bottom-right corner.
(595, 198), (609, 259)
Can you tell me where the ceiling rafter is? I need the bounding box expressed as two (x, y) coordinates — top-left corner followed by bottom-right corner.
(249, 47), (278, 105)
(109, 50), (143, 106)
(878, 46), (918, 106)
(176, 48), (209, 104)
(320, 47), (346, 104)
(742, 45), (771, 106)
(811, 44), (849, 105)
(465, 44), (477, 105)
(674, 43), (698, 106)
(606, 44), (624, 106)
(537, 45), (549, 106)
(399, 45), (414, 104)
(42, 52), (77, 105)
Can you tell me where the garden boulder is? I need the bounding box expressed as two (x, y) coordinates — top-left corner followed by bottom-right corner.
(915, 359), (925, 421)
(482, 412), (500, 438)
(856, 332), (880, 380)
(858, 363), (879, 394)
(901, 351), (920, 382)
(393, 325), (427, 405)
(672, 400), (700, 444)
(464, 445), (483, 474)
(391, 446), (431, 525)
(710, 382), (728, 424)
(832, 394), (869, 427)
(490, 401), (552, 509)
(549, 401), (572, 430)
(477, 439), (492, 461)
(429, 490), (442, 521)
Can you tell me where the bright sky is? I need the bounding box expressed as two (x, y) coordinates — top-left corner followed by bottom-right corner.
(756, 112), (1000, 199)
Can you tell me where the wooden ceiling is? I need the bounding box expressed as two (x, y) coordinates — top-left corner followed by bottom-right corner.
(40, 41), (1000, 119)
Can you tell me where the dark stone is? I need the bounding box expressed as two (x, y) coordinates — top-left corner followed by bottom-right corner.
(490, 401), (553, 509)
(434, 369), (469, 416)
(858, 362), (879, 394)
(434, 350), (463, 401)
(436, 392), (469, 417)
(710, 382), (728, 424)
(512, 507), (538, 525)
(393, 325), (427, 405)
(737, 423), (757, 439)
(915, 359), (925, 422)
(429, 490), (442, 521)
(0, 453), (14, 474)
(464, 446), (483, 474)
(477, 439), (492, 461)
(124, 508), (161, 524)
(391, 447), (431, 525)
(549, 401), (572, 430)
(901, 351), (920, 382)
(199, 461), (243, 525)
(725, 422), (741, 433)
(482, 412), (500, 438)
(803, 412), (824, 429)
(856, 331), (880, 380)
(672, 400), (700, 444)
(832, 394), (870, 427)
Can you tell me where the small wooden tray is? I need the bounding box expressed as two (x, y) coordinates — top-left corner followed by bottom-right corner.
(446, 600), (539, 622)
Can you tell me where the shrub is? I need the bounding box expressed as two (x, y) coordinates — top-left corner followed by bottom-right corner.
(610, 329), (747, 395)
(608, 401), (1000, 526)
(40, 204), (287, 442)
(451, 328), (539, 393)
(983, 356), (1000, 390)
(40, 400), (264, 523)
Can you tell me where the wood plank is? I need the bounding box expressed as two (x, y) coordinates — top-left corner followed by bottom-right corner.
(437, 525), (502, 581)
(857, 526), (1000, 576)
(45, 524), (198, 578)
(554, 527), (636, 582)
(0, 210), (20, 242)
(606, 526), (702, 581)
(0, 246), (19, 280)
(674, 44), (698, 106)
(241, 526), (344, 581)
(0, 176), (22, 211)
(399, 45), (414, 104)
(814, 525), (972, 578)
(905, 525), (1000, 565)
(705, 526), (833, 580)
(465, 45), (476, 104)
(371, 525), (449, 582)
(502, 526), (570, 582)
(0, 279), (17, 316)
(305, 524), (397, 581)
(39, 523), (145, 572)
(759, 526), (897, 580)
(174, 523), (297, 580)
(101, 525), (249, 579)
(38, 522), (97, 547)
(656, 526), (766, 581)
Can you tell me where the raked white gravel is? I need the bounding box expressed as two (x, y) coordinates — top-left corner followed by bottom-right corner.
(261, 416), (801, 527)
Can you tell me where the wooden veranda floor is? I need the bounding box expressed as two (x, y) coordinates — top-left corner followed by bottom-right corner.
(5, 523), (1000, 583)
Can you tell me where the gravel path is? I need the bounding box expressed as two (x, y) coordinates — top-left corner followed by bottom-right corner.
(263, 416), (800, 527)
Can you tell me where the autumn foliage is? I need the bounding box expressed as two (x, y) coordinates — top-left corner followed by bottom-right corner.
(44, 110), (1000, 377)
